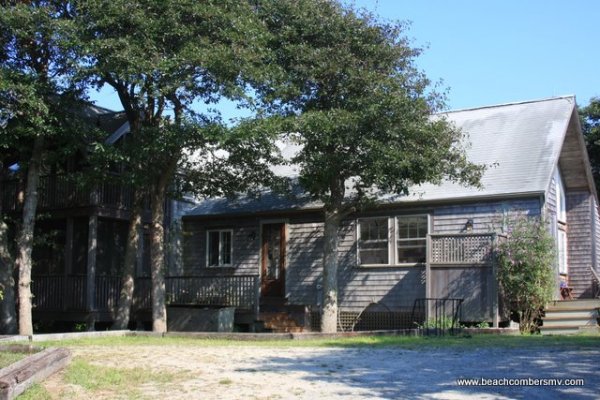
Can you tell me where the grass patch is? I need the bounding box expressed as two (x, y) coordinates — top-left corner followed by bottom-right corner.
(29, 331), (600, 350)
(0, 351), (27, 369)
(64, 358), (179, 397)
(18, 384), (52, 400)
(218, 378), (233, 385)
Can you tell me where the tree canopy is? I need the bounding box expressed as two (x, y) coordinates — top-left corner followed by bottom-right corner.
(253, 0), (484, 332)
(580, 98), (600, 198)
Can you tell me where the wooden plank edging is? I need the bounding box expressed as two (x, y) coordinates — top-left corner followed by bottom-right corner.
(0, 347), (71, 400)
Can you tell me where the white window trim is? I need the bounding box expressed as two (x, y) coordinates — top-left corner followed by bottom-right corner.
(357, 214), (429, 267)
(356, 216), (392, 267)
(206, 229), (233, 267)
(394, 214), (429, 266)
(555, 169), (567, 223)
(558, 228), (568, 275)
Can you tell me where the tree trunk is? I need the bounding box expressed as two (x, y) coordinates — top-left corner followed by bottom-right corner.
(150, 157), (179, 333)
(16, 136), (44, 336)
(0, 217), (17, 334)
(320, 208), (342, 333)
(150, 183), (167, 333)
(112, 191), (143, 330)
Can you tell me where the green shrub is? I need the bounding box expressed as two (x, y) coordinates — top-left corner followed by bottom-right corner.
(496, 217), (555, 333)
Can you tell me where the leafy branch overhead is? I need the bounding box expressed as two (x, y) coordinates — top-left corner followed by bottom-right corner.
(254, 0), (484, 213)
(251, 0), (485, 333)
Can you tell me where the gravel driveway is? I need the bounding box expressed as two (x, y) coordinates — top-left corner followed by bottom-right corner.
(43, 343), (600, 399)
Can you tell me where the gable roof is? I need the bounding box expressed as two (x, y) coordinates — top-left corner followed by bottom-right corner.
(186, 96), (579, 217)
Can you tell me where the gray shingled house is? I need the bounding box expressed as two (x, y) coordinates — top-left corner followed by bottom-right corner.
(181, 96), (600, 331)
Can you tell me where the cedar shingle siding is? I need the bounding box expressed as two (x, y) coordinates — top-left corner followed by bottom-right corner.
(566, 190), (594, 297)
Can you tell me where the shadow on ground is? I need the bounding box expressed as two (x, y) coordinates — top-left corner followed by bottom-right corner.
(239, 346), (600, 399)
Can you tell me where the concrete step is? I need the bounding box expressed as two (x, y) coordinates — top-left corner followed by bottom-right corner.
(546, 299), (600, 310)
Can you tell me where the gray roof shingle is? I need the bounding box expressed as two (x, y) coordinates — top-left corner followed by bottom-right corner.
(186, 96), (576, 217)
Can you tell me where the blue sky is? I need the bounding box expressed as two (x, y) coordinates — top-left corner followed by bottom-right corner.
(89, 0), (599, 118)
(351, 0), (599, 110)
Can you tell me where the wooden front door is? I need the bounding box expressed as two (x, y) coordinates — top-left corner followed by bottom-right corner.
(261, 223), (286, 298)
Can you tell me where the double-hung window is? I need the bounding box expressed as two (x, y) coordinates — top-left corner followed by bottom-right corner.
(396, 215), (428, 264)
(357, 218), (390, 265)
(206, 229), (232, 267)
(357, 215), (428, 266)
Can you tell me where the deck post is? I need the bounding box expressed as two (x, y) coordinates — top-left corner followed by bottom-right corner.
(63, 217), (73, 312)
(86, 214), (97, 330)
(254, 275), (260, 321)
(491, 234), (499, 328)
(425, 234), (432, 321)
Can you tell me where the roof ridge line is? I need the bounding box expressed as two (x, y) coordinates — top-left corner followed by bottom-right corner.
(438, 95), (576, 115)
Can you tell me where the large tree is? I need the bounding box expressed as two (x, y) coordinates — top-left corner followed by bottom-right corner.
(580, 98), (600, 198)
(75, 0), (278, 332)
(0, 1), (84, 335)
(255, 0), (483, 332)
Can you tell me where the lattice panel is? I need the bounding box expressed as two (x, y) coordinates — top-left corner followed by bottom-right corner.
(310, 311), (419, 332)
(430, 234), (493, 264)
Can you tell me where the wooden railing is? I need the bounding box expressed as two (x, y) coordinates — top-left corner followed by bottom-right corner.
(165, 275), (258, 308)
(429, 233), (495, 265)
(31, 274), (259, 313)
(1, 174), (137, 212)
(32, 275), (87, 311)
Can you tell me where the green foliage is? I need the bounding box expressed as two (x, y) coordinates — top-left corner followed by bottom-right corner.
(254, 0), (484, 211)
(32, 331), (600, 350)
(74, 0), (281, 197)
(0, 351), (26, 369)
(580, 98), (600, 198)
(496, 217), (556, 334)
(415, 317), (462, 330)
(0, 1), (93, 161)
(17, 383), (52, 400)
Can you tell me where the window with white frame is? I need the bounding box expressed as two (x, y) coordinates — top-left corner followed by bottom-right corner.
(558, 229), (568, 274)
(396, 215), (428, 264)
(357, 215), (429, 266)
(555, 169), (566, 223)
(206, 229), (232, 267)
(357, 217), (389, 265)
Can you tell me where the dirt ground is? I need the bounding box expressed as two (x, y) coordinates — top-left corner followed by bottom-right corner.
(42, 343), (600, 399)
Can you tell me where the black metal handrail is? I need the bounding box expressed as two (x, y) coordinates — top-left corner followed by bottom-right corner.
(411, 297), (464, 336)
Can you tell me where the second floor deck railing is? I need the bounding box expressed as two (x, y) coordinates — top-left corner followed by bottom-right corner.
(2, 174), (140, 212)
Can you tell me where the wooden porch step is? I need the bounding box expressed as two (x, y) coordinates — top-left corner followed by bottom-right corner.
(546, 299), (600, 310)
(542, 317), (598, 328)
(258, 311), (305, 333)
(541, 300), (599, 335)
(543, 309), (598, 319)
(540, 326), (583, 335)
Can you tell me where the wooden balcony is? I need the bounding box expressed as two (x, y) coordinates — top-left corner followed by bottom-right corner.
(31, 274), (260, 315)
(1, 174), (139, 213)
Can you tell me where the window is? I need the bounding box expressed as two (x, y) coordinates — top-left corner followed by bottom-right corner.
(206, 229), (232, 267)
(358, 218), (389, 265)
(555, 169), (566, 223)
(558, 229), (568, 274)
(357, 215), (429, 266)
(396, 215), (428, 264)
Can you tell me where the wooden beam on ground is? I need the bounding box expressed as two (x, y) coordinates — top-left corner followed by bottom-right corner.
(0, 347), (71, 400)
